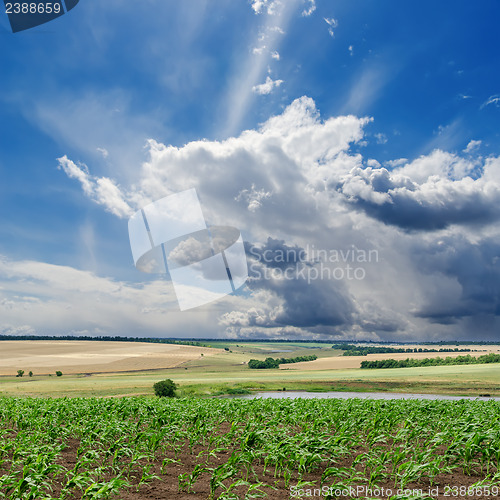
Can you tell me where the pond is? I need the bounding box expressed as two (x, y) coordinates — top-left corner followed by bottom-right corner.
(238, 391), (500, 401)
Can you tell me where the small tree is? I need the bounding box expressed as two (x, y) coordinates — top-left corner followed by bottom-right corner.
(16, 370), (24, 378)
(28, 371), (33, 377)
(55, 371), (63, 377)
(154, 379), (177, 398)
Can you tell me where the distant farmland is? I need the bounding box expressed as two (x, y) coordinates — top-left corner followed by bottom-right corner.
(1, 340), (500, 398)
(0, 341), (222, 376)
(287, 347), (500, 371)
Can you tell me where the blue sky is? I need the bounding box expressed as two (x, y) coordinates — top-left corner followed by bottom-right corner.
(1, 0), (500, 340)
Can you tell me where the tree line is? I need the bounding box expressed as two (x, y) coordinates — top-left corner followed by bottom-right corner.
(360, 353), (500, 369)
(248, 355), (317, 369)
(332, 344), (472, 356)
(0, 334), (206, 347)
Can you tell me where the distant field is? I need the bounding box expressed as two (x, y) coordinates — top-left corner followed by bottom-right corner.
(0, 341), (222, 376)
(288, 347), (500, 370)
(1, 340), (499, 398)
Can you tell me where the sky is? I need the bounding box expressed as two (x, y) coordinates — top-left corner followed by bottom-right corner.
(1, 0), (500, 341)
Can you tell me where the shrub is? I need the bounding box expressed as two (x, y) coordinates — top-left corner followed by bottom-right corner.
(16, 370), (24, 378)
(226, 387), (251, 395)
(154, 379), (177, 398)
(28, 371), (33, 377)
(55, 371), (63, 377)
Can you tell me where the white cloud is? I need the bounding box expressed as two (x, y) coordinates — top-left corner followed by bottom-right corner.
(252, 76), (284, 95)
(348, 45), (354, 56)
(464, 139), (482, 153)
(251, 0), (280, 15)
(235, 184), (272, 212)
(57, 155), (133, 218)
(222, 0), (301, 135)
(269, 26), (285, 34)
(324, 17), (338, 37)
(374, 132), (388, 144)
(0, 255), (229, 337)
(0, 324), (35, 336)
(167, 236), (213, 267)
(481, 95), (500, 109)
(301, 0), (316, 16)
(271, 51), (280, 60)
(96, 147), (109, 158)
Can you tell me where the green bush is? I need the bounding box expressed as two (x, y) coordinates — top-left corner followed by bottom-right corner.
(248, 355), (317, 369)
(16, 370), (24, 378)
(154, 379), (177, 398)
(225, 387), (251, 395)
(55, 371), (63, 377)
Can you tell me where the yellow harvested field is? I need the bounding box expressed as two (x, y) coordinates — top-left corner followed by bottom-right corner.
(0, 341), (222, 375)
(285, 347), (500, 371)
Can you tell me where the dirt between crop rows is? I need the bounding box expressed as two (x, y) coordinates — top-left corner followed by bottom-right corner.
(0, 428), (492, 500)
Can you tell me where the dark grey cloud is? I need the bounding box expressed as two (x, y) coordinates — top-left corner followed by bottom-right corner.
(411, 235), (500, 325)
(244, 238), (355, 328)
(337, 155), (500, 231)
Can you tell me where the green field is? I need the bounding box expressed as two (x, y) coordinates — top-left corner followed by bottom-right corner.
(1, 397), (500, 499)
(1, 350), (500, 398)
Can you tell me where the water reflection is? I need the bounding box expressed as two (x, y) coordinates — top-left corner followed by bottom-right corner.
(237, 391), (500, 401)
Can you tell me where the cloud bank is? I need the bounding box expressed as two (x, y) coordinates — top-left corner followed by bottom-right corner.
(50, 96), (500, 340)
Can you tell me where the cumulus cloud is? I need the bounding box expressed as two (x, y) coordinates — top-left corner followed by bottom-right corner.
(167, 235), (213, 267)
(252, 76), (284, 95)
(464, 139), (482, 153)
(235, 185), (272, 212)
(58, 96), (500, 340)
(337, 150), (500, 230)
(251, 0), (279, 15)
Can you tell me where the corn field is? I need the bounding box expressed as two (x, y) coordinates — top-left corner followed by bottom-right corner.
(1, 397), (500, 499)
